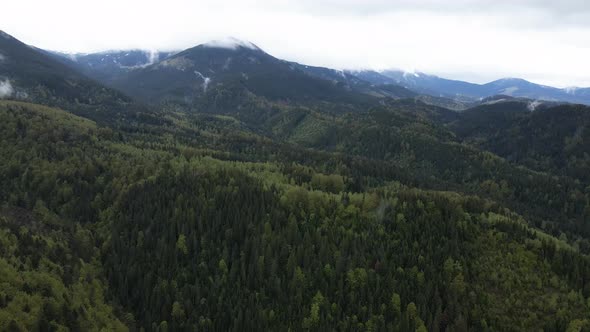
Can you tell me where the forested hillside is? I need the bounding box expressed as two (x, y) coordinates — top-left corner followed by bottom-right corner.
(1, 98), (589, 331)
(450, 102), (590, 183)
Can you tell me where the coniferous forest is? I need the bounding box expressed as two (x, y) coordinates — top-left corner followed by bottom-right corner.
(1, 30), (590, 331)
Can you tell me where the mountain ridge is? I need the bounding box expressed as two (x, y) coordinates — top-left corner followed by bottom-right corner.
(353, 69), (590, 105)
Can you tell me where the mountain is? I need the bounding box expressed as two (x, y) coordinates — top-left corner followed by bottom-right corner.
(0, 30), (147, 123)
(352, 69), (482, 100)
(108, 38), (378, 107)
(347, 69), (397, 85)
(287, 63), (365, 89)
(480, 78), (590, 104)
(352, 69), (590, 105)
(45, 45), (420, 110)
(49, 49), (177, 84)
(289, 63), (418, 99)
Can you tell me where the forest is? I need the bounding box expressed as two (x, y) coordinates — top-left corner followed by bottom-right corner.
(1, 98), (589, 331)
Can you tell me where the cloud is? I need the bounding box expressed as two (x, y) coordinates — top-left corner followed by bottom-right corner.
(527, 100), (543, 111)
(203, 37), (260, 50)
(146, 50), (159, 65)
(0, 79), (14, 98)
(287, 0), (590, 16)
(194, 71), (211, 92)
(276, 0), (590, 27)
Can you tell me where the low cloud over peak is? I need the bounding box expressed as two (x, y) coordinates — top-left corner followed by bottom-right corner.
(202, 37), (261, 51)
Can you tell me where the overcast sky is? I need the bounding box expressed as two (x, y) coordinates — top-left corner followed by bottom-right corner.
(2, 0), (590, 87)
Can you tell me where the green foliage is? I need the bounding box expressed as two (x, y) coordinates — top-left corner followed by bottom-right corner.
(0, 216), (127, 331)
(452, 103), (590, 184)
(0, 97), (589, 331)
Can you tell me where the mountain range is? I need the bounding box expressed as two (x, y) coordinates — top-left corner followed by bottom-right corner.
(48, 49), (177, 84)
(31, 36), (590, 106)
(0, 30), (577, 107)
(353, 69), (590, 105)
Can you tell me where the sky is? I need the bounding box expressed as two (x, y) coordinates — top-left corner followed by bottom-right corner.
(2, 0), (590, 87)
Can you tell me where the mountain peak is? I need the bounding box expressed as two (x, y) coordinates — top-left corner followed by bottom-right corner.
(202, 37), (261, 51)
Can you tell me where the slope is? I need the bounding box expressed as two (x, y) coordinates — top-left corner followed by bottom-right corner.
(0, 31), (150, 124)
(450, 101), (590, 183)
(48, 49), (177, 85)
(110, 39), (377, 107)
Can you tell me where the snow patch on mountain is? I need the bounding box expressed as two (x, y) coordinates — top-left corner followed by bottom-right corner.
(223, 57), (232, 70)
(248, 56), (261, 64)
(66, 53), (78, 62)
(0, 52), (5, 62)
(203, 37), (260, 51)
(482, 98), (509, 105)
(403, 71), (420, 78)
(501, 86), (519, 95)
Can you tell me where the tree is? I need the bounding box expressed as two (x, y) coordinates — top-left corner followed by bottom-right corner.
(176, 234), (188, 255)
(172, 301), (185, 322)
(391, 293), (401, 320)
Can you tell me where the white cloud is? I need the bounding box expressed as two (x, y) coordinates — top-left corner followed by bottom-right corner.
(194, 71), (211, 92)
(1, 0), (590, 87)
(0, 79), (14, 98)
(146, 50), (159, 66)
(528, 100), (543, 111)
(203, 37), (260, 51)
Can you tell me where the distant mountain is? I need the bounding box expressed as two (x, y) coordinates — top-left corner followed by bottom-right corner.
(104, 38), (382, 107)
(0, 30), (151, 123)
(287, 63), (365, 90)
(347, 70), (396, 86)
(350, 70), (482, 100)
(381, 70), (483, 99)
(345, 70), (476, 110)
(0, 30), (123, 103)
(47, 46), (418, 107)
(50, 50), (177, 84)
(351, 69), (590, 105)
(290, 63), (418, 100)
(480, 78), (590, 104)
